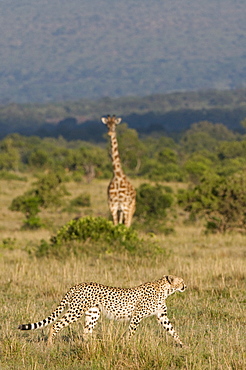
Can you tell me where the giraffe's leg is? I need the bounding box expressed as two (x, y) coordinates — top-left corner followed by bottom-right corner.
(83, 307), (101, 340)
(124, 211), (131, 228)
(47, 309), (82, 345)
(124, 199), (136, 227)
(156, 311), (184, 347)
(118, 210), (124, 224)
(130, 200), (136, 224)
(111, 210), (119, 225)
(109, 199), (119, 225)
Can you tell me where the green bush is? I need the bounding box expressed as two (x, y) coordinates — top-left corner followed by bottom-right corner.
(9, 173), (69, 229)
(142, 159), (183, 182)
(70, 193), (91, 207)
(36, 216), (166, 258)
(22, 216), (44, 230)
(135, 183), (173, 220)
(0, 237), (16, 250)
(178, 173), (246, 232)
(51, 216), (139, 246)
(184, 156), (213, 183)
(10, 193), (44, 230)
(33, 172), (69, 208)
(134, 183), (174, 234)
(10, 194), (41, 218)
(28, 149), (50, 168)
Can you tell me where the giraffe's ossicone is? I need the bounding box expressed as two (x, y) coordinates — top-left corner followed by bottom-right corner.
(101, 115), (136, 227)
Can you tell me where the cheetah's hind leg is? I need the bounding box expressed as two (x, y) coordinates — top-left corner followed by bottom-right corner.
(47, 309), (82, 345)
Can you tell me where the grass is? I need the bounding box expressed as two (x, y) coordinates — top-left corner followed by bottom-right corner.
(0, 177), (245, 369)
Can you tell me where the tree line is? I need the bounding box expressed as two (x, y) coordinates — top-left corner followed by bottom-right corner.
(1, 120), (245, 182)
(1, 119), (246, 233)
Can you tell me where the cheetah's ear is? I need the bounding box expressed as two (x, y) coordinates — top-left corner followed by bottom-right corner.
(166, 275), (175, 285)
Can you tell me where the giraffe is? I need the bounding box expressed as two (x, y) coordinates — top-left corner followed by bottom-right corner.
(101, 115), (136, 227)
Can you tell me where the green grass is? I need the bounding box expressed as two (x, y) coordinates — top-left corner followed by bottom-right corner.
(0, 178), (245, 369)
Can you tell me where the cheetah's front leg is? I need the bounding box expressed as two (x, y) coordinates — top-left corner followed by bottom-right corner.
(127, 312), (144, 339)
(156, 311), (184, 347)
(83, 307), (101, 340)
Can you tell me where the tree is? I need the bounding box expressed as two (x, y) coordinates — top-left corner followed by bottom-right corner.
(184, 121), (236, 141)
(178, 173), (246, 232)
(28, 149), (50, 168)
(217, 141), (246, 160)
(113, 123), (146, 174)
(184, 153), (214, 183)
(135, 183), (174, 233)
(33, 173), (69, 208)
(10, 193), (42, 229)
(180, 131), (218, 153)
(136, 183), (173, 220)
(180, 121), (236, 154)
(0, 138), (20, 170)
(10, 173), (69, 229)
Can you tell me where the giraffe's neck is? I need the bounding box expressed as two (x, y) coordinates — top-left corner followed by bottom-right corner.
(110, 132), (124, 177)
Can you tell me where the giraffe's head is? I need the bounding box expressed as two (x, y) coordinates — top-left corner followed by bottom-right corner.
(101, 115), (122, 136)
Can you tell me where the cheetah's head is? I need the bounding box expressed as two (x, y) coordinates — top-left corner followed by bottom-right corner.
(166, 275), (187, 292)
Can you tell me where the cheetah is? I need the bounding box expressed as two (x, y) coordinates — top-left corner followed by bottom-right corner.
(18, 275), (187, 346)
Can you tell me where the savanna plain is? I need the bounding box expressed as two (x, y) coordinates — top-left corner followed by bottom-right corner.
(0, 177), (245, 370)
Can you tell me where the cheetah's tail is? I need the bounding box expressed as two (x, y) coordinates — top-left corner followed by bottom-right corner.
(18, 295), (68, 331)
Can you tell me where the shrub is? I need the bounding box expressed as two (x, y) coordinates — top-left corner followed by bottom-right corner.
(28, 149), (50, 168)
(184, 157), (212, 183)
(70, 193), (91, 207)
(36, 216), (166, 258)
(142, 160), (183, 182)
(50, 216), (139, 247)
(22, 216), (44, 230)
(9, 173), (69, 229)
(178, 173), (246, 232)
(33, 172), (69, 208)
(134, 183), (174, 234)
(0, 237), (16, 250)
(10, 194), (41, 218)
(135, 183), (173, 220)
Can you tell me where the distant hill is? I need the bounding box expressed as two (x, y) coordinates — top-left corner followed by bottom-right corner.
(0, 89), (245, 141)
(0, 0), (245, 103)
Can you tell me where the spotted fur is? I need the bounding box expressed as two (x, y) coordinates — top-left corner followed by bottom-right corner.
(18, 275), (187, 346)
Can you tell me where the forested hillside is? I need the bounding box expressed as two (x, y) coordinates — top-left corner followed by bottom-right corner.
(0, 88), (246, 141)
(0, 0), (245, 102)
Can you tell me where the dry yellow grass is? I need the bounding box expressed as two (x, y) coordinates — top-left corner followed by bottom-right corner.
(0, 177), (245, 369)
